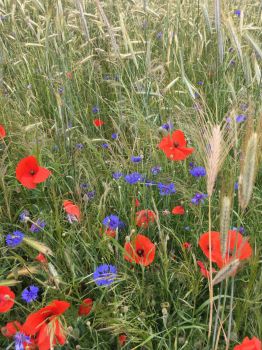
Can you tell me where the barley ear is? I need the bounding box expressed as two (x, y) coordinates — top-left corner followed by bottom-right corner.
(220, 196), (231, 259)
(239, 133), (258, 210)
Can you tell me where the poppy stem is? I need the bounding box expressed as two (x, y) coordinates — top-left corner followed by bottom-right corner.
(208, 196), (214, 341)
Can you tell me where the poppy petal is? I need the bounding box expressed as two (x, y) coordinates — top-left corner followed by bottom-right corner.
(23, 311), (46, 335)
(33, 167), (51, 184)
(171, 130), (186, 147)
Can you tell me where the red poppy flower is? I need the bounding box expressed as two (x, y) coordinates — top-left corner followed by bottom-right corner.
(124, 234), (156, 266)
(233, 336), (261, 350)
(1, 320), (22, 337)
(119, 333), (127, 347)
(93, 119), (105, 127)
(35, 253), (48, 264)
(135, 210), (156, 228)
(172, 206), (185, 215)
(99, 227), (116, 238)
(198, 231), (222, 263)
(66, 71), (73, 79)
(197, 260), (216, 278)
(23, 300), (70, 350)
(63, 200), (81, 221)
(215, 230), (253, 268)
(16, 156), (51, 189)
(158, 130), (194, 161)
(0, 124), (6, 138)
(182, 242), (191, 250)
(78, 298), (93, 316)
(135, 198), (140, 207)
(0, 286), (15, 313)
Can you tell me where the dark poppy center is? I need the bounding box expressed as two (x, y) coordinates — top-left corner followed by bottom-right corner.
(136, 249), (144, 257)
(30, 169), (36, 175)
(173, 142), (180, 148)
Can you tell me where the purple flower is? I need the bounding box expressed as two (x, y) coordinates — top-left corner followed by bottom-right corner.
(21, 285), (39, 303)
(190, 166), (206, 177)
(236, 114), (247, 123)
(191, 193), (208, 205)
(19, 210), (30, 222)
(156, 31), (163, 40)
(151, 166), (161, 175)
(161, 121), (174, 131)
(14, 332), (31, 350)
(125, 172), (144, 184)
(103, 215), (124, 230)
(158, 182), (176, 195)
(197, 81), (204, 85)
(234, 182), (239, 190)
(111, 133), (118, 140)
(80, 183), (89, 190)
(93, 264), (117, 286)
(234, 9), (241, 17)
(6, 231), (24, 247)
(92, 105), (99, 113)
(58, 87), (64, 95)
(113, 172), (123, 180)
(101, 143), (109, 149)
(131, 155), (142, 163)
(76, 143), (84, 150)
(30, 219), (46, 233)
(87, 191), (96, 199)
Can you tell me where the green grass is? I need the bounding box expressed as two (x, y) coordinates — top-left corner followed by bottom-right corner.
(0, 0), (261, 349)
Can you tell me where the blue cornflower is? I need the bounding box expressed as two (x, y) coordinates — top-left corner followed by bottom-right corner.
(190, 166), (206, 177)
(30, 219), (46, 233)
(113, 172), (123, 180)
(103, 74), (110, 80)
(161, 121), (174, 131)
(191, 193), (208, 205)
(67, 120), (73, 128)
(234, 9), (241, 17)
(19, 210), (30, 222)
(125, 172), (144, 184)
(76, 143), (84, 150)
(21, 285), (39, 303)
(58, 87), (64, 95)
(6, 231), (24, 247)
(93, 264), (117, 286)
(80, 183), (89, 190)
(234, 182), (239, 190)
(101, 143), (109, 149)
(102, 215), (124, 230)
(236, 114), (247, 123)
(156, 31), (163, 40)
(87, 191), (96, 199)
(197, 81), (204, 85)
(14, 332), (31, 350)
(111, 133), (118, 140)
(151, 166), (161, 175)
(158, 182), (176, 195)
(131, 155), (142, 163)
(92, 105), (99, 113)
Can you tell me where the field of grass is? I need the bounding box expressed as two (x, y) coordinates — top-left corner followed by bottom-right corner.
(0, 0), (261, 349)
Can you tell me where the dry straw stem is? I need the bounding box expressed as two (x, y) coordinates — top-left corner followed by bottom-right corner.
(212, 259), (240, 286)
(220, 196), (232, 259)
(238, 132), (258, 211)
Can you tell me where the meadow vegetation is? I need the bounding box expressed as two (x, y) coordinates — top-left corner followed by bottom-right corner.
(0, 0), (261, 349)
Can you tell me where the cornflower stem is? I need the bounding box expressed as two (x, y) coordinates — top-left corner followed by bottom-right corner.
(208, 195), (214, 342)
